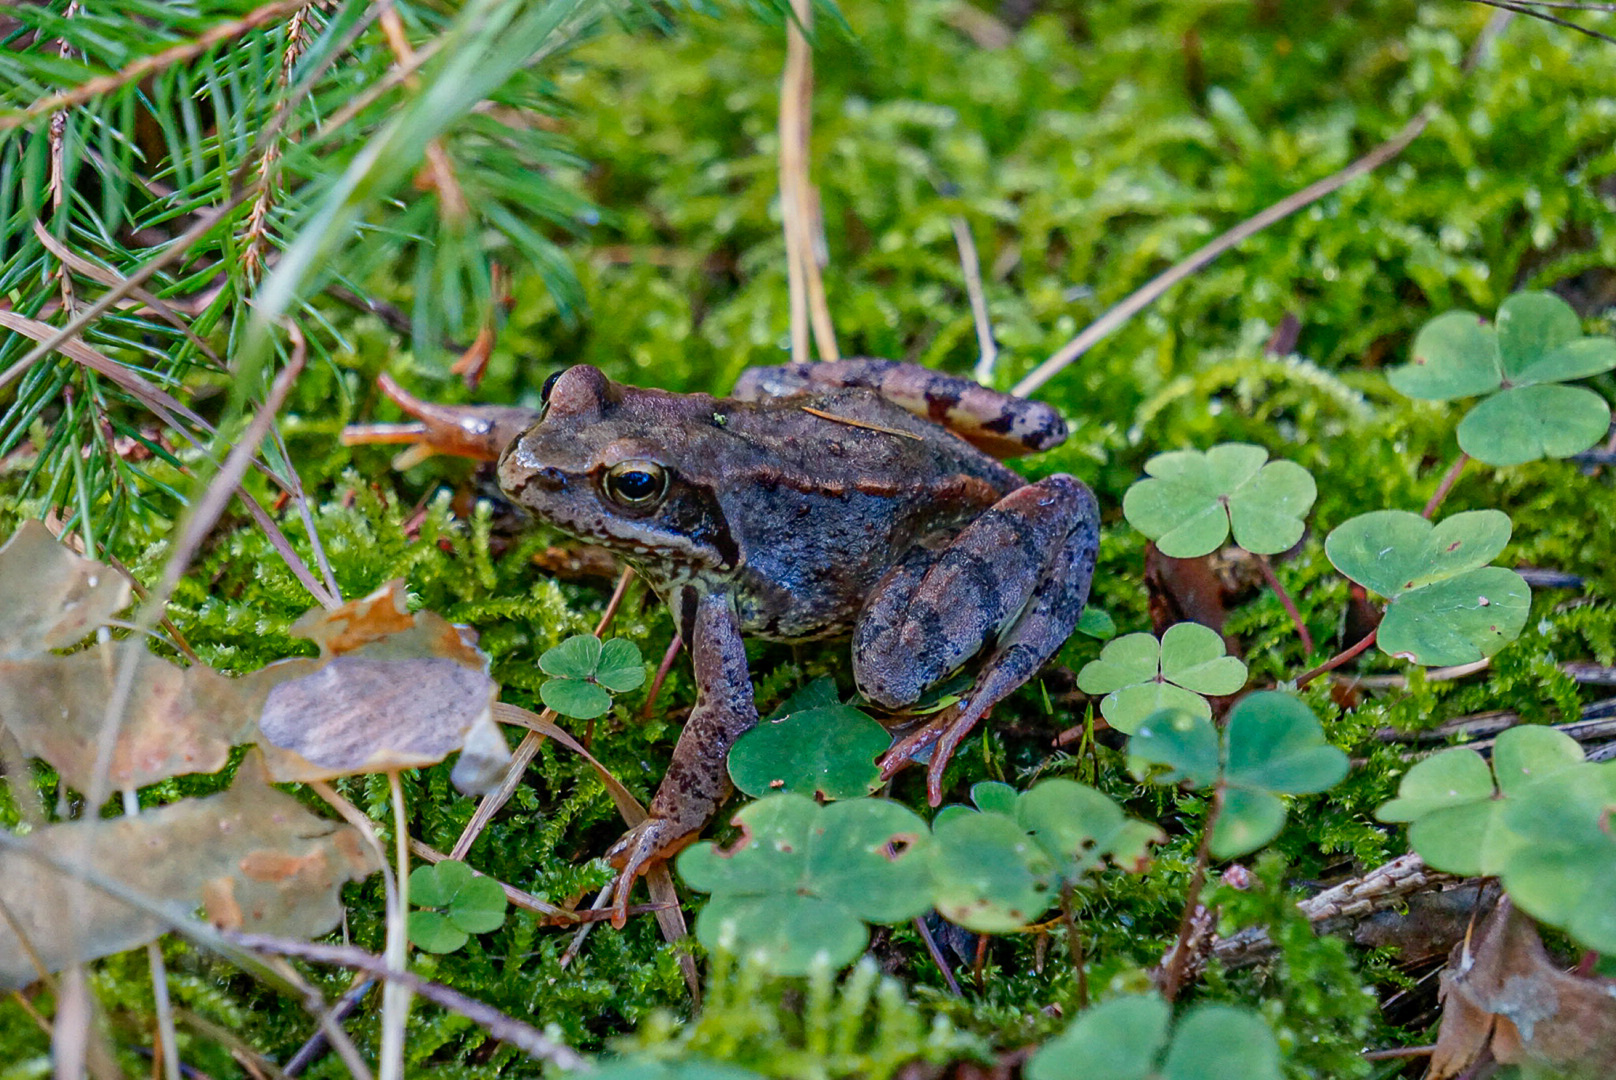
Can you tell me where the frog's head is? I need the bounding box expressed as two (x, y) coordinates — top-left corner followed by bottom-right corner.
(498, 365), (739, 581)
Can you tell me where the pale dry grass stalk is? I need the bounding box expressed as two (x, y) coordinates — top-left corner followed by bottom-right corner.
(779, 0), (838, 362)
(1013, 106), (1436, 398)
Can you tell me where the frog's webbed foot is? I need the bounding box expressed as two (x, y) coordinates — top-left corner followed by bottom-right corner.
(859, 474), (1100, 804)
(340, 373), (542, 464)
(732, 359), (1066, 459)
(604, 816), (703, 928)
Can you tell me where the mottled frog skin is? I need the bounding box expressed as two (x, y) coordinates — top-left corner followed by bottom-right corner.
(372, 359), (1099, 921)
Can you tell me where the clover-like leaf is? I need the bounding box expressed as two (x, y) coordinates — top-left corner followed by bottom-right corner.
(1457, 383), (1613, 467)
(1325, 509), (1530, 667)
(1493, 762), (1616, 953)
(677, 795), (930, 974)
(595, 638), (647, 692)
(540, 677), (613, 720)
(1376, 725), (1586, 876)
(1129, 710), (1220, 790)
(1389, 292), (1616, 465)
(1077, 606), (1117, 639)
(1077, 623), (1247, 734)
(408, 910), (468, 954)
(1028, 995), (1281, 1080)
(764, 676), (841, 720)
(728, 703), (889, 799)
(1027, 994), (1169, 1080)
(1131, 694), (1344, 860)
(1224, 691), (1349, 795)
(1210, 788), (1287, 861)
(928, 779), (1161, 931)
(540, 634), (602, 679)
(1122, 443), (1316, 557)
(408, 859), (508, 952)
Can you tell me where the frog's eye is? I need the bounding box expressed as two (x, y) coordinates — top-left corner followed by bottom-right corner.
(603, 460), (670, 509)
(540, 370), (563, 404)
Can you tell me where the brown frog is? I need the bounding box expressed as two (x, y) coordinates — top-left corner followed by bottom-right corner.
(363, 359), (1099, 920)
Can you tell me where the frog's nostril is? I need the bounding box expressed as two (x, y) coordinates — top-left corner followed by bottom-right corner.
(534, 467), (567, 492)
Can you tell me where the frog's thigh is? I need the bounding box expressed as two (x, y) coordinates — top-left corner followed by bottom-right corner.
(853, 474), (1099, 710)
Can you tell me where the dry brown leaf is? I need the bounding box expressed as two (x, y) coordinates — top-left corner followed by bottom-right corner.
(0, 521), (131, 655)
(0, 642), (299, 792)
(0, 750), (378, 989)
(1431, 900), (1616, 1080)
(258, 580), (510, 792)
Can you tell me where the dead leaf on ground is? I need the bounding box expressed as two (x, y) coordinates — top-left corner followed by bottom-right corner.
(0, 750), (377, 989)
(0, 520), (131, 655)
(1430, 899), (1616, 1080)
(0, 642), (295, 792)
(259, 580), (511, 793)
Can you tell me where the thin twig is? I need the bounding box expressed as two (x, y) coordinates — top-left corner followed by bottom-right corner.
(1422, 452), (1470, 519)
(1363, 1045), (1436, 1061)
(1295, 628), (1378, 690)
(1254, 554), (1314, 655)
(0, 0), (320, 132)
(1465, 0), (1616, 45)
(1013, 106), (1435, 397)
(227, 934), (591, 1071)
(913, 917), (964, 996)
(282, 977), (374, 1078)
(449, 569), (635, 857)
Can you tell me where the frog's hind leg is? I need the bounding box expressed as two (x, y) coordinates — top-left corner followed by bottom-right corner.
(341, 373), (542, 463)
(857, 474), (1099, 804)
(732, 359), (1067, 458)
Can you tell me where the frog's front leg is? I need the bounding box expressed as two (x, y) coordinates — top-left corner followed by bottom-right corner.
(855, 474), (1099, 804)
(605, 589), (755, 926)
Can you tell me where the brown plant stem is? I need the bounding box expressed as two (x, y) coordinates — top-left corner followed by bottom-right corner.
(1255, 553), (1314, 655)
(1160, 785), (1224, 1003)
(1295, 628), (1379, 689)
(1422, 452), (1470, 519)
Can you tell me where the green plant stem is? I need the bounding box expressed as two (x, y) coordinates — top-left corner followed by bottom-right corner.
(1422, 452), (1469, 519)
(379, 770), (411, 1080)
(1295, 628), (1378, 690)
(1161, 785), (1224, 1003)
(1255, 554), (1314, 655)
(1058, 885), (1088, 1009)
